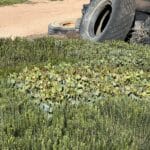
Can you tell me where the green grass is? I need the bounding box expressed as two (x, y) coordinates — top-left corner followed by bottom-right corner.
(0, 37), (150, 76)
(0, 0), (61, 6)
(0, 37), (150, 149)
(0, 0), (27, 6)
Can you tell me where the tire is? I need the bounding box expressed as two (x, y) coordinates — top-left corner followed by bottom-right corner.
(82, 4), (90, 15)
(48, 20), (76, 35)
(130, 16), (150, 44)
(80, 0), (136, 42)
(142, 37), (150, 44)
(144, 17), (150, 30)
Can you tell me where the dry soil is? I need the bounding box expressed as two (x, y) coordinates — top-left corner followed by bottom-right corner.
(0, 0), (88, 38)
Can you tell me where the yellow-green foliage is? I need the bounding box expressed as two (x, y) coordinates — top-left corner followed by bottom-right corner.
(9, 62), (150, 105)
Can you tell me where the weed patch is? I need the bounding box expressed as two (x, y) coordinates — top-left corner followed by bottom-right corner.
(0, 37), (150, 149)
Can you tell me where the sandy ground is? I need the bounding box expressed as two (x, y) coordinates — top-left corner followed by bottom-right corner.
(0, 0), (88, 38)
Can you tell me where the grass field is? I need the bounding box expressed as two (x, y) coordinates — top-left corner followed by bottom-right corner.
(0, 37), (150, 149)
(0, 0), (27, 5)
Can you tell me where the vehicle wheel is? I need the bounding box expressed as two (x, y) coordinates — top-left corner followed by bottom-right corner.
(48, 20), (76, 35)
(80, 0), (136, 42)
(130, 15), (150, 44)
(144, 17), (150, 30)
(142, 37), (150, 44)
(82, 4), (90, 15)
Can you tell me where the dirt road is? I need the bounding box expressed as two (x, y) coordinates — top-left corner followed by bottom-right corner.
(0, 0), (88, 38)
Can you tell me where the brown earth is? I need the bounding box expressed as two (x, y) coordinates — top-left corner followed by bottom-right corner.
(0, 0), (88, 38)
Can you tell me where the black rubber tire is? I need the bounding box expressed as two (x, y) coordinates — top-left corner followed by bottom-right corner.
(80, 0), (136, 42)
(142, 37), (150, 44)
(130, 15), (150, 45)
(48, 21), (76, 35)
(82, 4), (90, 15)
(144, 17), (150, 30)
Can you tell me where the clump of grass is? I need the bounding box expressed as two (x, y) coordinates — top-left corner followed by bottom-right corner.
(0, 0), (27, 6)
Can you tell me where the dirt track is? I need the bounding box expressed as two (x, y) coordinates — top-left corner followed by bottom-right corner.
(0, 0), (88, 38)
